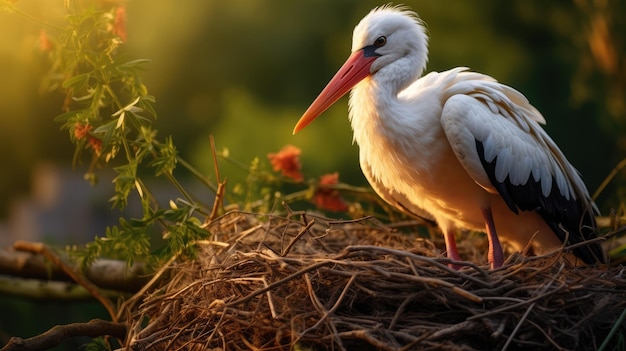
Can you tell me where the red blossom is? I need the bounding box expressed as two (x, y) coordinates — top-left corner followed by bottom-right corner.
(314, 172), (349, 212)
(112, 6), (127, 42)
(39, 29), (53, 52)
(319, 173), (340, 186)
(74, 123), (93, 140)
(267, 145), (304, 182)
(75, 122), (101, 155)
(88, 136), (102, 156)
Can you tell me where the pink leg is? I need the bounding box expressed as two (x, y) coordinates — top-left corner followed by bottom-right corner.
(444, 229), (462, 269)
(482, 207), (504, 269)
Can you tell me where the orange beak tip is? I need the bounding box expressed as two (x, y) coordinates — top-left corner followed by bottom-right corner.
(292, 122), (302, 135)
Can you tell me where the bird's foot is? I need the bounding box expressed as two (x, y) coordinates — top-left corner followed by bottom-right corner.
(447, 260), (462, 270)
(482, 207), (504, 269)
(488, 248), (504, 269)
(444, 229), (462, 269)
(447, 252), (463, 270)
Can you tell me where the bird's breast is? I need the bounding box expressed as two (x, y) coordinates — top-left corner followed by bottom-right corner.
(350, 78), (496, 230)
(354, 107), (490, 230)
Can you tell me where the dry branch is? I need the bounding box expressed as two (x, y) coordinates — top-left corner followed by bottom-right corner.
(0, 319), (126, 351)
(12, 241), (118, 321)
(0, 248), (149, 293)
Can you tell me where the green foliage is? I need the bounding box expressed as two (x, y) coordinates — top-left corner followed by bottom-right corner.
(76, 218), (150, 269)
(29, 3), (215, 268)
(151, 136), (178, 177)
(222, 152), (280, 213)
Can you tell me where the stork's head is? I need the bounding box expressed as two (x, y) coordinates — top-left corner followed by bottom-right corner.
(293, 6), (429, 134)
(352, 6), (428, 75)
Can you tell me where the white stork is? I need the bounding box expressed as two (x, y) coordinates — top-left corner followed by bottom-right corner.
(293, 5), (605, 268)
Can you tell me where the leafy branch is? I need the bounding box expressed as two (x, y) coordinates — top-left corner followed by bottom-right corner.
(29, 3), (216, 267)
(8, 1), (409, 271)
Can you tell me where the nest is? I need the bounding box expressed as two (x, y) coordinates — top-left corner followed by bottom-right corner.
(124, 211), (626, 351)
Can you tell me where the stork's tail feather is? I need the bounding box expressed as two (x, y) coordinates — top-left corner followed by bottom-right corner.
(541, 209), (606, 264)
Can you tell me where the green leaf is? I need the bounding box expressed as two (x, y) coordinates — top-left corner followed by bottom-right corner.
(118, 59), (152, 69)
(111, 162), (138, 209)
(151, 137), (178, 176)
(61, 72), (91, 89)
(54, 110), (81, 124)
(72, 88), (97, 102)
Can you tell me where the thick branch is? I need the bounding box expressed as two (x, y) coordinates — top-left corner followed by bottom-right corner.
(11, 241), (118, 321)
(0, 319), (126, 351)
(0, 247), (150, 293)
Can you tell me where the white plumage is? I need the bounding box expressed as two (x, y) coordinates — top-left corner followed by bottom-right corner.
(294, 5), (604, 268)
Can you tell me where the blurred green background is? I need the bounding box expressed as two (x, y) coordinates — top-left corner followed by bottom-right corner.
(0, 0), (624, 234)
(0, 0), (624, 349)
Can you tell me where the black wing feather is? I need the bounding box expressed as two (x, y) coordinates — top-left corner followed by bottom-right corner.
(475, 140), (604, 264)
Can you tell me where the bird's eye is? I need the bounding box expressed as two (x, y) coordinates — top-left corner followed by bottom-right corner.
(374, 36), (387, 47)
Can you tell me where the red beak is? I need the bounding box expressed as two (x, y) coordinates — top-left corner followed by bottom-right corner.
(293, 49), (378, 134)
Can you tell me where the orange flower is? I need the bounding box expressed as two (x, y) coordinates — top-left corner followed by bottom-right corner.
(39, 29), (53, 52)
(314, 172), (349, 212)
(74, 123), (93, 140)
(112, 5), (127, 42)
(88, 136), (102, 156)
(267, 145), (304, 182)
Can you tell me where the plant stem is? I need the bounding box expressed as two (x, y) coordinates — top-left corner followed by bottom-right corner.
(9, 6), (65, 31)
(176, 156), (218, 193)
(598, 306), (626, 351)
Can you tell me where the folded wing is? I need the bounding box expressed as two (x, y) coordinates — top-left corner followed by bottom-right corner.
(439, 72), (604, 264)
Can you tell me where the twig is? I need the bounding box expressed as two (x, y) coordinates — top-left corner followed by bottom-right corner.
(323, 330), (398, 351)
(429, 320), (480, 340)
(525, 319), (566, 351)
(378, 270), (483, 303)
(281, 218), (316, 256)
(208, 135), (227, 222)
(262, 276), (278, 319)
(176, 154), (218, 192)
(116, 253), (177, 322)
(469, 284), (566, 321)
(389, 293), (419, 330)
(13, 241), (117, 321)
(224, 260), (334, 308)
(592, 158), (626, 201)
(295, 273), (356, 350)
(131, 305), (172, 347)
(326, 216), (376, 225)
(501, 263), (565, 351)
(345, 245), (492, 287)
(0, 319), (126, 351)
